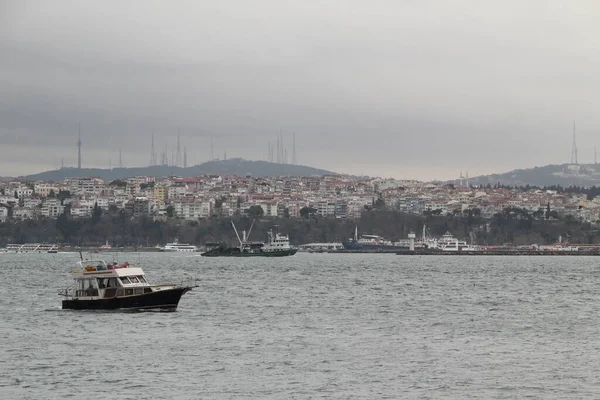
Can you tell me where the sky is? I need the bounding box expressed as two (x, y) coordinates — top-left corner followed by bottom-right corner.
(1, 0), (600, 180)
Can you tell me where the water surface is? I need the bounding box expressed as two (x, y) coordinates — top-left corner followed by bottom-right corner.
(1, 253), (599, 399)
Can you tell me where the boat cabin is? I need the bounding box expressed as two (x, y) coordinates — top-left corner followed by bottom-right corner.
(71, 260), (155, 299)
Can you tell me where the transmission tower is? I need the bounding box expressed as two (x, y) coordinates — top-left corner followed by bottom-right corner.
(571, 122), (578, 164)
(77, 123), (82, 169)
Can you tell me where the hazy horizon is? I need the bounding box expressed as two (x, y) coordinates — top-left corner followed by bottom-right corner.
(2, 1), (600, 180)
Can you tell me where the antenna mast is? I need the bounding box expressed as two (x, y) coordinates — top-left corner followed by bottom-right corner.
(118, 148), (123, 168)
(292, 132), (297, 165)
(77, 122), (82, 169)
(150, 134), (155, 166)
(176, 129), (181, 167)
(571, 122), (578, 164)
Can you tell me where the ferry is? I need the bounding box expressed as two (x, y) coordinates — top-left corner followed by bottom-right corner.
(428, 231), (480, 252)
(59, 256), (195, 310)
(3, 243), (60, 253)
(342, 227), (410, 253)
(158, 239), (198, 252)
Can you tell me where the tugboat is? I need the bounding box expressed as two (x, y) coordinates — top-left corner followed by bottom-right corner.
(60, 255), (195, 310)
(201, 221), (298, 257)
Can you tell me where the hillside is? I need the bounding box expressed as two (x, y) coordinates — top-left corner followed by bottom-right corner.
(18, 158), (337, 182)
(469, 163), (600, 188)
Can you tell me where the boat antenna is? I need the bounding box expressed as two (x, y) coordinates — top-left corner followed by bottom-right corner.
(79, 251), (83, 261)
(231, 221), (243, 247)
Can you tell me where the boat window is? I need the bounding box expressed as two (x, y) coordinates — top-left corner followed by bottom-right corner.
(129, 276), (140, 283)
(84, 279), (98, 296)
(138, 276), (147, 283)
(107, 278), (119, 288)
(120, 277), (131, 284)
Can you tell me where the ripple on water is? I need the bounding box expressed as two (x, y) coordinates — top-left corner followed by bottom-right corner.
(2, 253), (600, 398)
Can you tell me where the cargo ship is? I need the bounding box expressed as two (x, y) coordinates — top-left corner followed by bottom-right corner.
(201, 221), (297, 257)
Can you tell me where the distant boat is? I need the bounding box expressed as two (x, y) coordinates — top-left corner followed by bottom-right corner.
(342, 227), (410, 253)
(3, 243), (60, 253)
(100, 239), (112, 250)
(201, 221), (298, 257)
(158, 239), (198, 252)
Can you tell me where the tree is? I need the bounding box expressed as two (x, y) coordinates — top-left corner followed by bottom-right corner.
(299, 206), (317, 218)
(58, 190), (71, 202)
(109, 179), (127, 187)
(92, 202), (102, 222)
(245, 205), (264, 218)
(48, 189), (56, 198)
(166, 205), (175, 218)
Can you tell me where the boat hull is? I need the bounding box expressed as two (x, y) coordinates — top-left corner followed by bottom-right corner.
(62, 287), (191, 311)
(201, 248), (298, 257)
(342, 242), (410, 253)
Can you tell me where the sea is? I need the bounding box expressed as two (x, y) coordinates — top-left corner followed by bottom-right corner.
(1, 252), (600, 399)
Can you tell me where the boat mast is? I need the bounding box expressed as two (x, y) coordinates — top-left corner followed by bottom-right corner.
(246, 219), (256, 241)
(231, 221), (243, 247)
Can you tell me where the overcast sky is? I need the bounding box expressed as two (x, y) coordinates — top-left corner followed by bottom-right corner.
(1, 1), (599, 180)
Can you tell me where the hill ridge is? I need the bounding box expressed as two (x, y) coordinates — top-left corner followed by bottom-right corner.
(16, 158), (337, 182)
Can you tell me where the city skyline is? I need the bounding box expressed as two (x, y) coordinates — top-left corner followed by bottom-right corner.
(2, 1), (600, 180)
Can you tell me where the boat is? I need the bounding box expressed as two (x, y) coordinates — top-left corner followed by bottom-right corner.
(201, 221), (298, 257)
(429, 231), (480, 252)
(158, 239), (198, 252)
(59, 256), (195, 311)
(3, 243), (60, 253)
(342, 227), (411, 253)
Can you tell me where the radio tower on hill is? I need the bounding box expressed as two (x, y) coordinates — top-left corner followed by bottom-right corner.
(77, 123), (82, 169)
(176, 130), (182, 167)
(292, 132), (297, 165)
(571, 122), (578, 165)
(150, 134), (156, 166)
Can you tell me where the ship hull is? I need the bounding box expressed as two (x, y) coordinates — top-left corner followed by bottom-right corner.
(342, 242), (410, 253)
(62, 287), (191, 311)
(201, 249), (298, 257)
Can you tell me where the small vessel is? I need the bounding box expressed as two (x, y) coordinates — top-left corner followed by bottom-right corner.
(430, 231), (480, 252)
(201, 221), (298, 257)
(342, 227), (410, 253)
(4, 243), (60, 253)
(158, 239), (198, 252)
(60, 256), (195, 310)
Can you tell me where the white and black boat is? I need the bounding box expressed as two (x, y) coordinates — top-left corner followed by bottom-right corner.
(60, 257), (195, 311)
(157, 239), (198, 252)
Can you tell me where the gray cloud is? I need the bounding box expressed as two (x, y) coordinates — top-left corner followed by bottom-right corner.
(1, 0), (599, 179)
